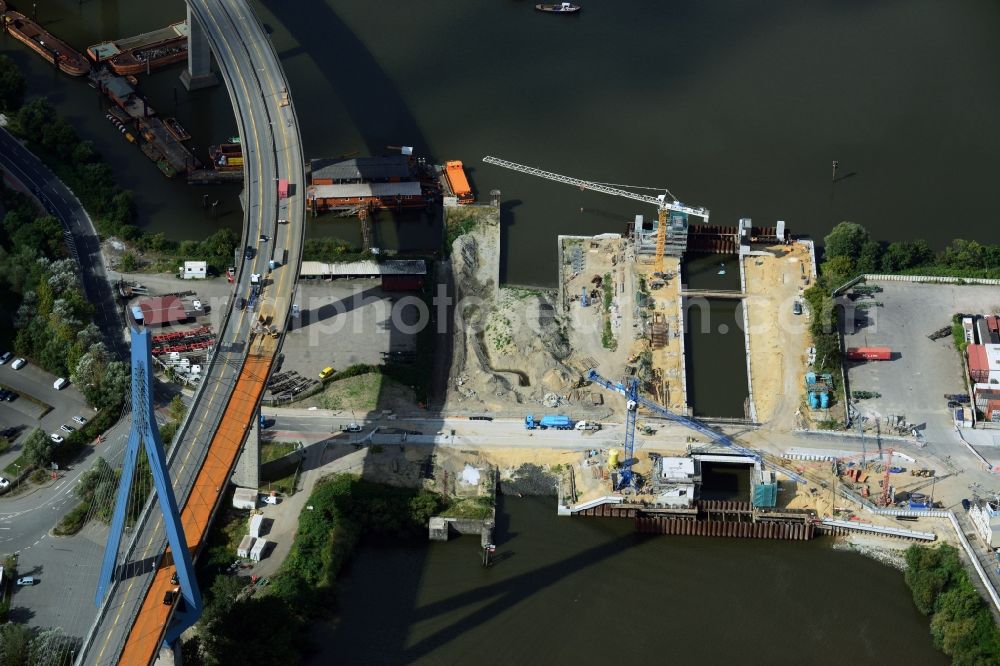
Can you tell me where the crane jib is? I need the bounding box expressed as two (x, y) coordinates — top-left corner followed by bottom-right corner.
(482, 155), (710, 221)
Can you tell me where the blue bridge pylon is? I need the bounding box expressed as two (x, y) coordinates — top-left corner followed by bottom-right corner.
(95, 327), (202, 641)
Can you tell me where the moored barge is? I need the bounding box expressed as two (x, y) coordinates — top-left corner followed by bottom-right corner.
(0, 3), (90, 76)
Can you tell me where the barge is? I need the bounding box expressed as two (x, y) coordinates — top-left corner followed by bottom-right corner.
(87, 21), (188, 76)
(0, 3), (90, 76)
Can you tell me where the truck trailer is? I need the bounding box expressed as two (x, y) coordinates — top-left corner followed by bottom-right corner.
(525, 414), (574, 430)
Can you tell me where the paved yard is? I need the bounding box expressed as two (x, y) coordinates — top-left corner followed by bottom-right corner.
(0, 361), (92, 470)
(842, 281), (1000, 434)
(280, 279), (419, 378)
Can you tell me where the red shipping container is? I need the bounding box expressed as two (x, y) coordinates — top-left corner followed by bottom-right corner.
(846, 346), (892, 361)
(968, 344), (990, 383)
(278, 178), (289, 200)
(988, 316), (1000, 342)
(986, 399), (1000, 422)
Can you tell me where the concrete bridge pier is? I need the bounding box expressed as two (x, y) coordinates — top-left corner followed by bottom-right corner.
(181, 7), (219, 90)
(232, 408), (261, 488)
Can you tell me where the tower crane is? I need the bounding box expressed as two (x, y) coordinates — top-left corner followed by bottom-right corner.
(482, 156), (710, 273)
(586, 369), (807, 492)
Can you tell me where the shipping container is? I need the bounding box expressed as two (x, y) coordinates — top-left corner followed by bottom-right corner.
(968, 344), (990, 383)
(845, 346), (892, 361)
(278, 178), (289, 199)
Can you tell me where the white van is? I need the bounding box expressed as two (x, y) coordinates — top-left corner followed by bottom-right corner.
(53, 377), (67, 390)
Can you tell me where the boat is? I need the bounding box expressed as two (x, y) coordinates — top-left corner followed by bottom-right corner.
(1, 8), (91, 76)
(164, 117), (191, 142)
(717, 262), (727, 275)
(535, 3), (581, 13)
(87, 21), (188, 76)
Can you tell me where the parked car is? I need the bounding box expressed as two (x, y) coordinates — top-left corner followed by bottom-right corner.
(0, 477), (9, 489)
(0, 390), (8, 401)
(0, 351), (11, 365)
(962, 498), (971, 511)
(53, 377), (67, 390)
(16, 577), (35, 586)
(10, 358), (26, 370)
(59, 424), (75, 433)
(50, 433), (64, 444)
(318, 366), (334, 380)
(72, 415), (88, 425)
(342, 423), (362, 433)
(3, 391), (16, 402)
(792, 300), (803, 316)
(261, 494), (279, 505)
(470, 416), (494, 421)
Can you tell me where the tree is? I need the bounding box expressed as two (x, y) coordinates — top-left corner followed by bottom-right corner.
(821, 255), (857, 289)
(26, 628), (77, 666)
(855, 240), (883, 274)
(168, 395), (187, 422)
(0, 55), (26, 111)
(22, 429), (53, 470)
(0, 622), (33, 666)
(823, 222), (871, 261)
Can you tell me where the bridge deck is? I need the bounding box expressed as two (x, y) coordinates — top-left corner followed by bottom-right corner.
(117, 353), (273, 664)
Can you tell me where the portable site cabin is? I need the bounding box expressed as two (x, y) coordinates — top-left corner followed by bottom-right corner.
(249, 513), (265, 539)
(236, 535), (255, 558)
(249, 538), (269, 562)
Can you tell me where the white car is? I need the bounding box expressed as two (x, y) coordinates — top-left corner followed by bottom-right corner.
(0, 477), (9, 489)
(10, 358), (26, 370)
(72, 415), (88, 425)
(261, 495), (279, 505)
(0, 351), (10, 365)
(59, 424), (75, 433)
(344, 423), (362, 433)
(50, 433), (64, 444)
(16, 577), (35, 586)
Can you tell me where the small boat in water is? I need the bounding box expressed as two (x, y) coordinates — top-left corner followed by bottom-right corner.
(535, 3), (581, 13)
(717, 262), (727, 275)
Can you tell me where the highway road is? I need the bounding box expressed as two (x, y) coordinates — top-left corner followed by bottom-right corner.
(78, 1), (305, 663)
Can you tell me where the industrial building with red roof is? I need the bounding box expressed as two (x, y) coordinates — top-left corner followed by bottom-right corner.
(135, 295), (188, 327)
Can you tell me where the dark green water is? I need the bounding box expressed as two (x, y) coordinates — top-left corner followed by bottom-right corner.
(0, 7), (985, 655)
(309, 496), (945, 665)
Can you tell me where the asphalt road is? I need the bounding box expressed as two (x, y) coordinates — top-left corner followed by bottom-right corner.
(81, 1), (305, 663)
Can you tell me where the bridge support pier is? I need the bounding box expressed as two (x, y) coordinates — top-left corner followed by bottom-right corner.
(232, 408), (261, 488)
(180, 6), (219, 91)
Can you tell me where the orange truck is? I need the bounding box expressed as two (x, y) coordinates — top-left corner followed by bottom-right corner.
(445, 160), (474, 204)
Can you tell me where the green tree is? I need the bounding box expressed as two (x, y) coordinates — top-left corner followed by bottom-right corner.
(168, 395), (187, 422)
(22, 428), (53, 470)
(202, 596), (302, 665)
(0, 54), (26, 111)
(0, 622), (33, 666)
(823, 222), (871, 260)
(855, 240), (883, 273)
(821, 255), (857, 288)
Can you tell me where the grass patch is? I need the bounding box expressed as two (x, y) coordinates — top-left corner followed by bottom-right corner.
(263, 465), (300, 496)
(261, 441), (299, 464)
(53, 502), (90, 536)
(602, 273), (613, 309)
(444, 207), (483, 252)
(438, 496), (494, 520)
(311, 373), (383, 411)
(3, 453), (27, 478)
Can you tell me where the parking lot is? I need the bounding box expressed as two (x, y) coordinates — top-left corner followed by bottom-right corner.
(842, 281), (1000, 434)
(0, 360), (92, 473)
(280, 279), (420, 378)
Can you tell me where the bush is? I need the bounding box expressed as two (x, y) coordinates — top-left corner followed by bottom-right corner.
(904, 545), (1000, 663)
(54, 502), (90, 536)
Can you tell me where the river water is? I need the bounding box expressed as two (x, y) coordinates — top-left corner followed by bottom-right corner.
(0, 4), (986, 652)
(309, 496), (945, 665)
